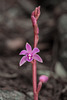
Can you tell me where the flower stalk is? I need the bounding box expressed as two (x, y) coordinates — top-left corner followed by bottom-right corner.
(31, 6), (40, 100)
(31, 6), (49, 100)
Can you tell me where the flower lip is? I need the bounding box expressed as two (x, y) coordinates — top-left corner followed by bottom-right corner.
(26, 53), (33, 62)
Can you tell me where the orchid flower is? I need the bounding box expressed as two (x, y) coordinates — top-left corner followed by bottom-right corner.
(19, 43), (43, 66)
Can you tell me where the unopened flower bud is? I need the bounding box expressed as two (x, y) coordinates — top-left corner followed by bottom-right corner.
(31, 16), (37, 26)
(39, 75), (48, 83)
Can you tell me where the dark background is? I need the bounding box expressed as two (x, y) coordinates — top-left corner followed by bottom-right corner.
(0, 0), (67, 100)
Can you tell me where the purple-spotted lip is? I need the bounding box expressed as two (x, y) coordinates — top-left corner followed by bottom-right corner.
(26, 53), (33, 62)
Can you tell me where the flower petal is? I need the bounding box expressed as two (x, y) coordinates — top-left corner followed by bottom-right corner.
(32, 48), (40, 55)
(33, 54), (43, 63)
(19, 50), (27, 55)
(26, 43), (32, 52)
(19, 56), (26, 66)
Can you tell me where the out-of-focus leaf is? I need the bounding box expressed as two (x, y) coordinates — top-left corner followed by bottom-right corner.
(38, 70), (51, 77)
(38, 70), (58, 79)
(55, 62), (67, 78)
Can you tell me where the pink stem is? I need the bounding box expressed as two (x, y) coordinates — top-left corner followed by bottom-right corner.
(31, 6), (40, 100)
(37, 81), (42, 94)
(32, 59), (38, 100)
(32, 33), (38, 100)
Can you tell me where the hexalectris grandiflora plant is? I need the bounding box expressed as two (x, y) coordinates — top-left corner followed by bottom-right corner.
(19, 6), (48, 100)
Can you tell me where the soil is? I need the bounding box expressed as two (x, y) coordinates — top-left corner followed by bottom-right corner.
(0, 56), (67, 100)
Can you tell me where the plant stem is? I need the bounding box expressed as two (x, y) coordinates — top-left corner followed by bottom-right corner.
(34, 93), (38, 100)
(37, 81), (42, 94)
(32, 59), (37, 100)
(31, 6), (40, 100)
(32, 34), (38, 100)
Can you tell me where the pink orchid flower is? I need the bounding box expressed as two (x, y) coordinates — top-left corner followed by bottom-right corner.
(19, 43), (43, 66)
